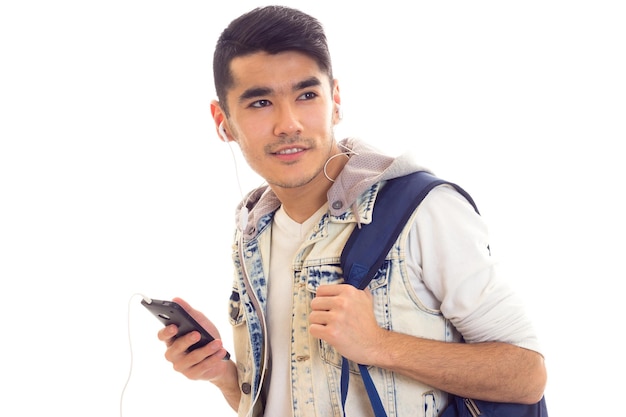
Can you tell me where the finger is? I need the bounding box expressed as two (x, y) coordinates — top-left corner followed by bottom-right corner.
(310, 294), (336, 311)
(186, 339), (226, 363)
(315, 284), (342, 297)
(157, 324), (179, 343)
(174, 340), (228, 379)
(309, 309), (334, 326)
(310, 296), (323, 311)
(184, 347), (230, 380)
(308, 310), (323, 325)
(164, 331), (201, 363)
(172, 297), (193, 312)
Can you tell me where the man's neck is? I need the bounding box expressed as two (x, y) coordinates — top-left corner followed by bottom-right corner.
(272, 175), (332, 223)
(272, 151), (348, 223)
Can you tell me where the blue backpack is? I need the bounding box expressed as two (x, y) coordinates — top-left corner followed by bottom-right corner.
(339, 171), (548, 417)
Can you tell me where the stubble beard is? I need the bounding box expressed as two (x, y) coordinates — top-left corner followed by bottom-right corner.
(265, 134), (337, 189)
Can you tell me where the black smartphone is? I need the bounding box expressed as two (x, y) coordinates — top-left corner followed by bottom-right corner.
(141, 297), (230, 360)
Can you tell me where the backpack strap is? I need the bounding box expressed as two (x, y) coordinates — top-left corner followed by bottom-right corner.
(339, 170), (479, 417)
(341, 171), (479, 289)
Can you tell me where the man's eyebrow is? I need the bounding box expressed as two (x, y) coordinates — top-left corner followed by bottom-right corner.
(238, 87), (273, 103)
(294, 76), (322, 91)
(237, 77), (323, 104)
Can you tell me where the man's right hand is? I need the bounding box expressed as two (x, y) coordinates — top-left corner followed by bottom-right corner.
(157, 297), (228, 380)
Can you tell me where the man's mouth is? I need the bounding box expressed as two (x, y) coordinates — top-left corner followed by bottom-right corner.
(275, 147), (305, 155)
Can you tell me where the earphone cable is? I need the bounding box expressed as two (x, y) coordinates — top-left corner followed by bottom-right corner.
(120, 293), (149, 417)
(226, 141), (246, 203)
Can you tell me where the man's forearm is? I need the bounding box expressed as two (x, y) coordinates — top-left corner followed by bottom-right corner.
(372, 330), (546, 404)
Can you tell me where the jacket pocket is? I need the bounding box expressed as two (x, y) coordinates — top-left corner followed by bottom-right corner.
(304, 263), (391, 374)
(228, 290), (245, 327)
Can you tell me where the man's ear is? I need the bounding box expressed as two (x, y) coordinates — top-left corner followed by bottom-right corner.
(332, 80), (342, 124)
(211, 100), (231, 142)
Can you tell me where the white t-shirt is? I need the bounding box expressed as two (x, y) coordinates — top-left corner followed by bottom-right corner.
(264, 204), (327, 417)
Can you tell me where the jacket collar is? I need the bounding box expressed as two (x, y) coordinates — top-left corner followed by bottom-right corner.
(236, 138), (429, 240)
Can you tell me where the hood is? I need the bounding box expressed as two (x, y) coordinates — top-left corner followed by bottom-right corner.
(234, 138), (430, 239)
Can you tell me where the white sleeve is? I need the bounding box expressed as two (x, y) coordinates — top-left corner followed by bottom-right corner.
(405, 185), (543, 354)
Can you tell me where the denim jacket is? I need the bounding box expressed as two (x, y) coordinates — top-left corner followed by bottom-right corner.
(228, 139), (460, 417)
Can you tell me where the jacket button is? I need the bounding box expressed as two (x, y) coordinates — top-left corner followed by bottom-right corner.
(241, 382), (252, 394)
(332, 200), (343, 209)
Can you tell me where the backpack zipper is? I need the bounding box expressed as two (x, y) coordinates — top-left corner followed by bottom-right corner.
(463, 398), (482, 417)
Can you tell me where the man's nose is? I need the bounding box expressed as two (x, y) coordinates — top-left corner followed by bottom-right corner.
(274, 104), (303, 137)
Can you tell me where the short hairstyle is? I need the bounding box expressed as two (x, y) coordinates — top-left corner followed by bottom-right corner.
(213, 6), (334, 115)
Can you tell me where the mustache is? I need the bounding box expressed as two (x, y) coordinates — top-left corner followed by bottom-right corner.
(265, 136), (313, 153)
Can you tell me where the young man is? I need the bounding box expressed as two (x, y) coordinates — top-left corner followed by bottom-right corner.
(157, 6), (547, 417)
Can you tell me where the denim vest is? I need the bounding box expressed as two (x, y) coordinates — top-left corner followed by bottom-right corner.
(228, 179), (461, 417)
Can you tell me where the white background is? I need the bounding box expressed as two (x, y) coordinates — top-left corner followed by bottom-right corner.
(1, 1), (624, 416)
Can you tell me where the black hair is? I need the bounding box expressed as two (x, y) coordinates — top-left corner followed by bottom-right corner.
(213, 6), (333, 115)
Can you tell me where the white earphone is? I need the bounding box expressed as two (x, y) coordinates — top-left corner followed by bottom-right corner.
(335, 103), (343, 120)
(218, 122), (229, 142)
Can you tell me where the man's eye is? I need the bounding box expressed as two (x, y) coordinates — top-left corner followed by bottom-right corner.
(298, 92), (317, 100)
(250, 99), (271, 108)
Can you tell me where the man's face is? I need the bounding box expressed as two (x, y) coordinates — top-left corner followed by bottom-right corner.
(221, 51), (340, 190)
